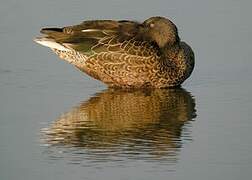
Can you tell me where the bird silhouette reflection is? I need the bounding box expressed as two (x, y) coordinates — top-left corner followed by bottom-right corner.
(42, 88), (196, 163)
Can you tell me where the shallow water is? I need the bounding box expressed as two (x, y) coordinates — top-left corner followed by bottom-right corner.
(41, 88), (196, 167)
(1, 0), (252, 180)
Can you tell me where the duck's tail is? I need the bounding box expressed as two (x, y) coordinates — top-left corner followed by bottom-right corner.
(34, 37), (70, 51)
(34, 27), (71, 51)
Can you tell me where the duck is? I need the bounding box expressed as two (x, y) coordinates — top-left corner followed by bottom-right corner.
(34, 16), (194, 88)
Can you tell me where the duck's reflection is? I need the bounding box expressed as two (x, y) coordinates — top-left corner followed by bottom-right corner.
(42, 88), (196, 164)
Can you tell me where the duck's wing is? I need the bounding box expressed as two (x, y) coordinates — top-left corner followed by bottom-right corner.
(39, 20), (158, 57)
(37, 20), (160, 87)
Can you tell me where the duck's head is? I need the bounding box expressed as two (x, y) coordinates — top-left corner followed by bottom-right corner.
(142, 16), (180, 48)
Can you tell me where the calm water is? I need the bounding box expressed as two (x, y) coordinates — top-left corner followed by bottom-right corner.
(1, 0), (252, 180)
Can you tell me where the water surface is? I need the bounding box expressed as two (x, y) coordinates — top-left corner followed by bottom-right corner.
(1, 0), (252, 180)
(41, 88), (196, 167)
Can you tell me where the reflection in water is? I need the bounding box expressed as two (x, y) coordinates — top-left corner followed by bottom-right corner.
(41, 88), (196, 166)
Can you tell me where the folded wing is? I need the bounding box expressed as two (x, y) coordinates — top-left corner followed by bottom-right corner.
(37, 20), (160, 87)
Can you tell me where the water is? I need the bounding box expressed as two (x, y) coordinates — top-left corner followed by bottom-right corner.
(41, 88), (196, 167)
(1, 0), (252, 180)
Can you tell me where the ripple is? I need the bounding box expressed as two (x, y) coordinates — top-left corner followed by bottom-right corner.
(41, 88), (196, 167)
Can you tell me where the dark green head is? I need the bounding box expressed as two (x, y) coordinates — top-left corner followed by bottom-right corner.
(142, 16), (180, 48)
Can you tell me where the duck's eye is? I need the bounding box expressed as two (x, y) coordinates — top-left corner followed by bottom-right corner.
(150, 23), (155, 28)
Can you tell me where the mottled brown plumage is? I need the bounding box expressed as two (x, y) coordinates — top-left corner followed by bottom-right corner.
(35, 17), (194, 88)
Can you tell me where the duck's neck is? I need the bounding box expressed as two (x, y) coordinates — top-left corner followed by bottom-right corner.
(159, 42), (191, 86)
(162, 43), (180, 62)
